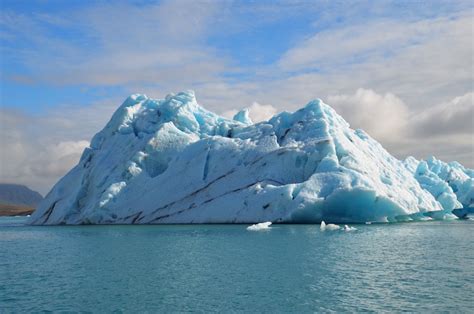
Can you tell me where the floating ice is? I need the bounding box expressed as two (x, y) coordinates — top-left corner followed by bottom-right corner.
(28, 90), (474, 225)
(247, 221), (272, 231)
(343, 225), (357, 231)
(320, 221), (341, 231)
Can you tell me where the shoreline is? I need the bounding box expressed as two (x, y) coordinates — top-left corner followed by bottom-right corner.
(0, 204), (35, 217)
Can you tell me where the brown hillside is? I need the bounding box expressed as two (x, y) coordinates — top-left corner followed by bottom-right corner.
(0, 203), (35, 216)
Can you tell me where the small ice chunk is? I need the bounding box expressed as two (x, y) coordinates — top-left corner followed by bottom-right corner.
(320, 221), (326, 230)
(326, 224), (341, 230)
(343, 225), (357, 231)
(247, 221), (272, 231)
(320, 221), (340, 231)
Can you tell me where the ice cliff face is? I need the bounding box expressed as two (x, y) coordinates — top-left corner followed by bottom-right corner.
(29, 91), (473, 225)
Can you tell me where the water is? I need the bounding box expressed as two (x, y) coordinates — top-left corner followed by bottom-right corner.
(1, 217), (473, 312)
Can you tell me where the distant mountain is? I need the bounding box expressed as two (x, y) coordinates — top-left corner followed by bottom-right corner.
(0, 184), (43, 207)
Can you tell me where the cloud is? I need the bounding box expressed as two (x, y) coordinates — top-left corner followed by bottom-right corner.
(278, 19), (413, 71)
(410, 92), (474, 137)
(327, 88), (409, 143)
(404, 92), (474, 166)
(2, 2), (471, 110)
(222, 102), (278, 123)
(5, 139), (88, 197)
(278, 13), (470, 71)
(0, 99), (119, 194)
(325, 89), (473, 167)
(26, 141), (89, 178)
(247, 102), (279, 122)
(1, 0), (228, 87)
(274, 13), (473, 107)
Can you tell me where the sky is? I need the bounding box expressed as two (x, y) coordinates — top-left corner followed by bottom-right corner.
(0, 0), (473, 195)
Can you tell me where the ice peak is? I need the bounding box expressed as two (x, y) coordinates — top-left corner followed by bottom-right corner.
(304, 98), (325, 113)
(233, 109), (253, 125)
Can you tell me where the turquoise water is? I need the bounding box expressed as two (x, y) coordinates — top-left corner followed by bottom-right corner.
(1, 217), (473, 312)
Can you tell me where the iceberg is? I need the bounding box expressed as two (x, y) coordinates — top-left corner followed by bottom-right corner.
(343, 225), (357, 232)
(247, 221), (272, 231)
(320, 221), (340, 231)
(28, 90), (474, 225)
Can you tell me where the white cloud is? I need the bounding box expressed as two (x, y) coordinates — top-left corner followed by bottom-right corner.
(2, 2), (471, 110)
(278, 19), (415, 71)
(0, 109), (89, 194)
(223, 102), (278, 123)
(325, 89), (473, 167)
(26, 141), (89, 178)
(327, 88), (409, 143)
(1, 0), (228, 87)
(0, 99), (119, 194)
(410, 92), (474, 137)
(247, 102), (278, 122)
(404, 92), (474, 166)
(278, 14), (470, 72)
(274, 13), (473, 107)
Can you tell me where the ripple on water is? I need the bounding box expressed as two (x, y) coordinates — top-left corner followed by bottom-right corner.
(0, 217), (473, 312)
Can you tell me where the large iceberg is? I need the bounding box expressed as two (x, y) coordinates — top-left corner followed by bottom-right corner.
(29, 91), (473, 225)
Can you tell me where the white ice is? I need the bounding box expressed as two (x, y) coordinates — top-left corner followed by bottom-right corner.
(404, 156), (473, 210)
(247, 221), (272, 231)
(320, 221), (340, 231)
(343, 225), (357, 231)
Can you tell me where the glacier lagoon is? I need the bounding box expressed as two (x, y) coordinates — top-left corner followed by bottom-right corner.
(11, 91), (473, 310)
(1, 216), (473, 312)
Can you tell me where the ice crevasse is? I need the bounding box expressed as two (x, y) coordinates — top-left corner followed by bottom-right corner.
(29, 91), (473, 225)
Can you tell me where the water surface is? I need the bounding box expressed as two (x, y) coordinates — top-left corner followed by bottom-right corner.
(1, 217), (473, 312)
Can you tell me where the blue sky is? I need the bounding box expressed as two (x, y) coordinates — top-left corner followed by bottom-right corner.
(0, 0), (473, 193)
